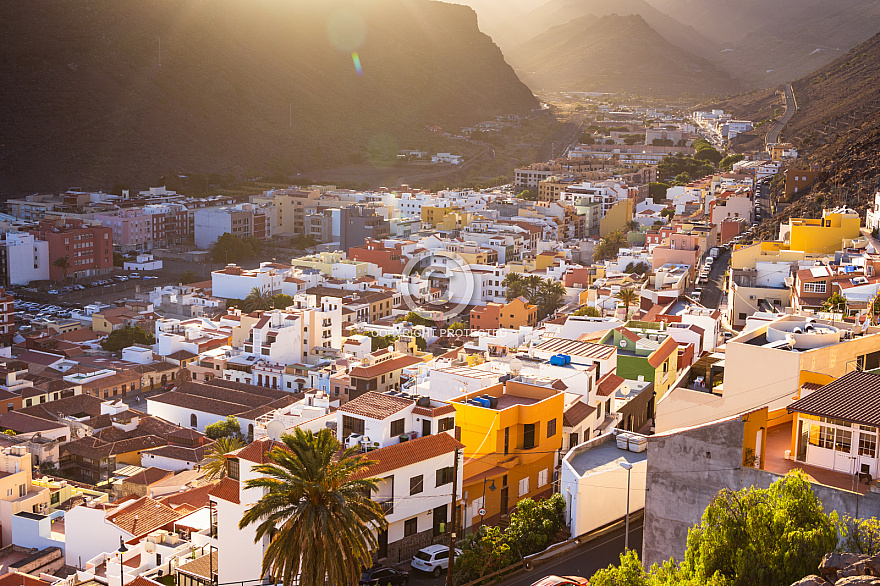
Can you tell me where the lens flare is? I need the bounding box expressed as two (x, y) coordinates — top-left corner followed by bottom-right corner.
(352, 52), (363, 76)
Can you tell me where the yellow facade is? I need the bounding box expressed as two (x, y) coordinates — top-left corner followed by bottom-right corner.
(600, 199), (634, 237)
(421, 206), (471, 229)
(453, 380), (564, 528)
(291, 252), (369, 277)
(781, 209), (861, 254)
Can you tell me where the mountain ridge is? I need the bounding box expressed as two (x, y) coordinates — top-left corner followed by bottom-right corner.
(0, 0), (538, 195)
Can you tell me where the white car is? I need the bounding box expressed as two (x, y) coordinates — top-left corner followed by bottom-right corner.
(411, 545), (462, 578)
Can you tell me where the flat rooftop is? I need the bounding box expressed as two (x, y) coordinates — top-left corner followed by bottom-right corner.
(495, 394), (540, 409)
(568, 435), (648, 476)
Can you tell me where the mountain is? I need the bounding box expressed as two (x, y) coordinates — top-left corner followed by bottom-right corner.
(473, 0), (717, 58)
(645, 0), (880, 87)
(711, 28), (880, 152)
(505, 14), (741, 97)
(0, 0), (537, 194)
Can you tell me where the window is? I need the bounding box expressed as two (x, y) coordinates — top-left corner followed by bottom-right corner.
(190, 414), (197, 428)
(227, 458), (240, 480)
(523, 423), (537, 449)
(836, 428), (852, 453)
(547, 418), (556, 438)
(570, 432), (579, 447)
(518, 477), (529, 497)
(859, 432), (877, 457)
(19, 484), (25, 497)
(404, 517), (418, 537)
(391, 419), (405, 437)
(803, 282), (827, 293)
(50, 491), (60, 505)
(538, 468), (548, 487)
(410, 475), (423, 495)
(439, 417), (454, 432)
(436, 467), (454, 487)
(739, 313), (747, 321)
(342, 415), (365, 438)
(504, 426), (510, 455)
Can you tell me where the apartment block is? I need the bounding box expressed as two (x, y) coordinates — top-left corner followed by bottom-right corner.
(0, 233), (49, 286)
(193, 203), (274, 249)
(30, 219), (113, 281)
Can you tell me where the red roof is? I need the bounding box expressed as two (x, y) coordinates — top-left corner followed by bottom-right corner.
(352, 432), (462, 479)
(648, 337), (679, 368)
(208, 477), (240, 504)
(338, 391), (413, 420)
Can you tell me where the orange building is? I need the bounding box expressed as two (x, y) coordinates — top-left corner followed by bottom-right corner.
(469, 297), (538, 331)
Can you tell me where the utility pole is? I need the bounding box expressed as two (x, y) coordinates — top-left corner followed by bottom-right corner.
(446, 448), (460, 586)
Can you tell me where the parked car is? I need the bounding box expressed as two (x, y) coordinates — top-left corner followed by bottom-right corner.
(360, 566), (408, 585)
(529, 577), (590, 586)
(411, 545), (461, 578)
(129, 272), (140, 278)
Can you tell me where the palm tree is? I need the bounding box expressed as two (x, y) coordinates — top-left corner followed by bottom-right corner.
(243, 287), (273, 312)
(53, 256), (70, 284)
(523, 275), (545, 301)
(615, 287), (638, 320)
(503, 273), (526, 301)
(624, 219), (640, 233)
(239, 428), (387, 586)
(203, 436), (245, 479)
(537, 280), (567, 319)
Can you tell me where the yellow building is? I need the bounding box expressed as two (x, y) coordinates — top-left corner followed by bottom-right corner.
(600, 199), (634, 237)
(453, 378), (564, 529)
(290, 251), (369, 278)
(32, 476), (108, 511)
(421, 206), (471, 230)
(0, 446), (51, 547)
(507, 251), (565, 274)
(779, 208), (861, 254)
(469, 297), (538, 331)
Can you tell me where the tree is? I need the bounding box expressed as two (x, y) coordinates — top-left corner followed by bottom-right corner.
(203, 436), (245, 479)
(615, 288), (638, 320)
(113, 252), (126, 267)
(398, 311), (436, 327)
(821, 292), (847, 314)
(370, 333), (397, 351)
(53, 256), (70, 283)
(178, 270), (201, 284)
(204, 415), (242, 440)
(503, 273), (526, 301)
(673, 172), (692, 186)
(652, 138), (674, 146)
(100, 325), (155, 352)
(720, 153), (745, 171)
(683, 471), (838, 586)
(239, 428), (387, 586)
(573, 306), (601, 317)
(518, 189), (538, 201)
(625, 219), (640, 232)
(536, 280), (567, 320)
(649, 182), (671, 203)
(695, 147), (723, 165)
(271, 294), (295, 309)
(243, 287), (273, 312)
(211, 233), (257, 265)
(579, 133), (596, 145)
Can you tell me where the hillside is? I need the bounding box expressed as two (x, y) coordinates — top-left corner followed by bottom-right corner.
(0, 0), (537, 195)
(646, 0), (880, 87)
(711, 28), (880, 152)
(483, 0), (717, 58)
(505, 14), (741, 97)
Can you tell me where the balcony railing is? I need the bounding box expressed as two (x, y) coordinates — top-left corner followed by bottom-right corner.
(376, 497), (394, 515)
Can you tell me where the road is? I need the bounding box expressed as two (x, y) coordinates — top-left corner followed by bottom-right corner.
(496, 519), (644, 586)
(699, 248), (731, 310)
(766, 83), (797, 145)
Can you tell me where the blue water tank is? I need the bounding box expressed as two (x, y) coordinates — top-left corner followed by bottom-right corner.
(549, 355), (565, 366)
(474, 397), (491, 408)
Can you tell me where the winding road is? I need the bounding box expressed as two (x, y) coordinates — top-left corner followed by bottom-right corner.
(765, 83), (797, 146)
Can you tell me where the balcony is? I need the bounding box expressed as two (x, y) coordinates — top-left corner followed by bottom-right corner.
(376, 497), (394, 515)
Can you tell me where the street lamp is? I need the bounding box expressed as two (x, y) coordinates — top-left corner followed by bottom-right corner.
(619, 461), (633, 551)
(117, 536), (128, 586)
(479, 477), (497, 529)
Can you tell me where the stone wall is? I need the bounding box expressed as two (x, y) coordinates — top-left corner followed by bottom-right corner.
(642, 416), (880, 567)
(9, 546), (64, 575)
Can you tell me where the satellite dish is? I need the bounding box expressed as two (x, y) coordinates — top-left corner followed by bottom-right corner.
(620, 385), (631, 396)
(266, 421), (285, 442)
(619, 339), (627, 348)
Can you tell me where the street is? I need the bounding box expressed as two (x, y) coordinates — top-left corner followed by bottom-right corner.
(766, 83), (797, 146)
(400, 519), (643, 586)
(699, 247), (731, 310)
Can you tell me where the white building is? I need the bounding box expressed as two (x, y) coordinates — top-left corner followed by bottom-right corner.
(211, 263), (288, 300)
(0, 232), (50, 285)
(193, 203), (275, 249)
(560, 431), (647, 538)
(123, 254), (162, 271)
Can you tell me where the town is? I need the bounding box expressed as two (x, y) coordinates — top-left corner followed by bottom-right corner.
(0, 97), (876, 586)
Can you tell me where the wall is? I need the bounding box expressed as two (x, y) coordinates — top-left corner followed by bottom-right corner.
(642, 415), (880, 568)
(145, 400), (228, 433)
(65, 505), (127, 567)
(11, 513), (65, 553)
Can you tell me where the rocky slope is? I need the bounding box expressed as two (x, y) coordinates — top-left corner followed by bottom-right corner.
(505, 14), (740, 97)
(0, 0), (537, 194)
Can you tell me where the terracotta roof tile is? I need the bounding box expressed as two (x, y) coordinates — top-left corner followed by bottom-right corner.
(352, 432), (462, 480)
(338, 391), (413, 420)
(235, 438), (288, 464)
(563, 401), (597, 427)
(0, 573), (53, 586)
(107, 497), (184, 537)
(208, 477), (240, 504)
(123, 467), (175, 487)
(411, 404), (456, 417)
(647, 337), (679, 368)
(596, 372), (625, 397)
(348, 354), (424, 379)
(177, 551), (218, 581)
(160, 483), (217, 510)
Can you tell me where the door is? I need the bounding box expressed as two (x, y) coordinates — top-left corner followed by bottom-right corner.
(377, 529), (388, 560)
(500, 486), (509, 516)
(433, 504), (448, 537)
(422, 419), (432, 437)
(797, 420), (808, 461)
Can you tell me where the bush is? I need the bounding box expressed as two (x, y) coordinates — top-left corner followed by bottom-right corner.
(204, 416), (242, 440)
(100, 325), (155, 352)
